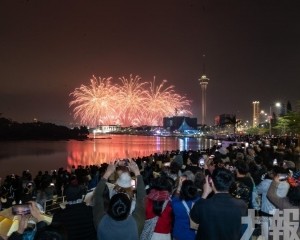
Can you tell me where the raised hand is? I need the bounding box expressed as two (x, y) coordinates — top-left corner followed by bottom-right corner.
(17, 214), (29, 234)
(28, 201), (44, 222)
(103, 163), (117, 179)
(128, 160), (140, 176)
(202, 175), (213, 199)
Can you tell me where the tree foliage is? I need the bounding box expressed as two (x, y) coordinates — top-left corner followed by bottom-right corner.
(0, 117), (89, 140)
(274, 100), (300, 135)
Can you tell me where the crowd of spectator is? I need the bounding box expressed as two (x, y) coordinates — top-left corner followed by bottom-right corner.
(0, 138), (300, 239)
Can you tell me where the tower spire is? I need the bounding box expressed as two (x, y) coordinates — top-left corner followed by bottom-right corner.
(202, 54), (206, 74)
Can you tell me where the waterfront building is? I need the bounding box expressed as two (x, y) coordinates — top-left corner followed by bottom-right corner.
(163, 116), (197, 132)
(93, 125), (121, 134)
(214, 114), (237, 134)
(214, 114), (236, 126)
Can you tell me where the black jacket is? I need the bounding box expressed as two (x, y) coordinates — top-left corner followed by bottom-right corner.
(190, 193), (248, 240)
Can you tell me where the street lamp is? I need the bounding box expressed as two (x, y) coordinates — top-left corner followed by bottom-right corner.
(269, 102), (281, 136)
(260, 110), (268, 124)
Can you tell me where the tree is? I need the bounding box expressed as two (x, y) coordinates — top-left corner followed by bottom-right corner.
(274, 117), (291, 135)
(246, 127), (260, 135)
(274, 100), (300, 143)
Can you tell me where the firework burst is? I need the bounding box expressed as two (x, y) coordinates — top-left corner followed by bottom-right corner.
(70, 75), (192, 127)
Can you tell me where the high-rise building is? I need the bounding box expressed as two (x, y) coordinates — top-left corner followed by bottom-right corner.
(198, 55), (209, 125)
(252, 101), (260, 127)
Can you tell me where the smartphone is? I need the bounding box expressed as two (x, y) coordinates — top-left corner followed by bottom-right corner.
(123, 159), (129, 166)
(273, 159), (278, 166)
(131, 179), (136, 188)
(208, 176), (213, 186)
(164, 162), (170, 167)
(117, 160), (128, 166)
(278, 174), (288, 181)
(12, 204), (31, 215)
(199, 158), (205, 166)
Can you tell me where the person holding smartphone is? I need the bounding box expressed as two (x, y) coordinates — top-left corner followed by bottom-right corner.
(267, 174), (300, 237)
(190, 168), (248, 240)
(7, 201), (67, 240)
(93, 160), (145, 240)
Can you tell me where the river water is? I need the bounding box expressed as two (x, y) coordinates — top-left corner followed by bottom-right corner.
(0, 135), (217, 179)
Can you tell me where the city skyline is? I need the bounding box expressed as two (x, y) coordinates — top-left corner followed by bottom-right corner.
(1, 1), (299, 126)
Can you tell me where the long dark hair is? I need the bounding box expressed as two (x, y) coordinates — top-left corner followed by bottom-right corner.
(180, 180), (198, 201)
(149, 175), (172, 216)
(153, 200), (165, 216)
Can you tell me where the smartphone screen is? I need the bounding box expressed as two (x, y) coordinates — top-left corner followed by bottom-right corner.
(12, 204), (31, 215)
(164, 162), (170, 167)
(199, 158), (205, 166)
(131, 179), (136, 188)
(208, 176), (213, 186)
(278, 174), (288, 181)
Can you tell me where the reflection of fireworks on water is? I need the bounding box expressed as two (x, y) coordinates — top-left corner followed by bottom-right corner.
(70, 75), (192, 127)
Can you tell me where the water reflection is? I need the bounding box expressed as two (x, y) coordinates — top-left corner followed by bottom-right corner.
(67, 135), (216, 169)
(178, 137), (215, 151)
(0, 135), (217, 178)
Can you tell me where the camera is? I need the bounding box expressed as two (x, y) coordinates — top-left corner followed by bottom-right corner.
(12, 204), (31, 215)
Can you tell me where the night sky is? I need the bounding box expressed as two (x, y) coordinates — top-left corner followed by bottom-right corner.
(1, 0), (299, 126)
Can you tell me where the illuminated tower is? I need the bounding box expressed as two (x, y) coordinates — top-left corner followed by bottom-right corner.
(198, 55), (209, 125)
(252, 101), (260, 127)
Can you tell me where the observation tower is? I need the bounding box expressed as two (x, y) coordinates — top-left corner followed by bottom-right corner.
(198, 55), (209, 125)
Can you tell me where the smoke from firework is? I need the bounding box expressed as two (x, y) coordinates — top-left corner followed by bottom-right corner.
(70, 75), (192, 127)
